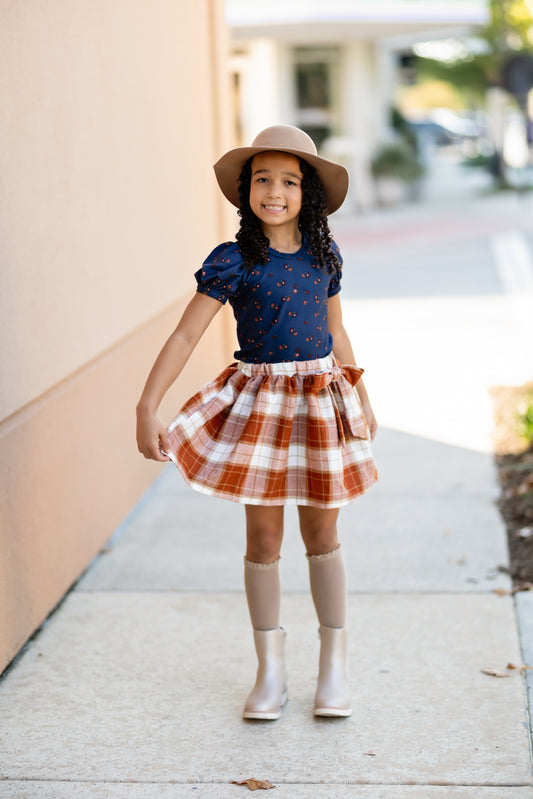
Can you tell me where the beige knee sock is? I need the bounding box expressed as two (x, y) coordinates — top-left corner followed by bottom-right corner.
(306, 544), (346, 628)
(244, 557), (281, 631)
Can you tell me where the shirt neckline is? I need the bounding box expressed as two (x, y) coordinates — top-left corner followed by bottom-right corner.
(267, 239), (306, 259)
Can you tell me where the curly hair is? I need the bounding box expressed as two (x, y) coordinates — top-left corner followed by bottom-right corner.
(235, 155), (341, 278)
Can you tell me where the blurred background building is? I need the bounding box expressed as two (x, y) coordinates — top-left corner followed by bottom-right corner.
(227, 0), (533, 208)
(227, 0), (490, 209)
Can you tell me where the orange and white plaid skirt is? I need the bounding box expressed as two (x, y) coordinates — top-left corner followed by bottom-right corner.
(165, 354), (377, 508)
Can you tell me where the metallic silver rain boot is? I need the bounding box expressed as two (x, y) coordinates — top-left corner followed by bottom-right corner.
(243, 628), (288, 720)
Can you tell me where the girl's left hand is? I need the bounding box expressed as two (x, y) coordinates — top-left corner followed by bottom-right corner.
(362, 401), (378, 441)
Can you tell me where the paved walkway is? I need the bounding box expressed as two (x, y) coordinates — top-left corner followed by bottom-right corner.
(1, 164), (533, 797)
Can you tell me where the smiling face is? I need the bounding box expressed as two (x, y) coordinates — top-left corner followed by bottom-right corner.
(249, 151), (303, 237)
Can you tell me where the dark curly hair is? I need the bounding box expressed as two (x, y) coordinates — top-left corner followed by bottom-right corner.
(235, 155), (341, 278)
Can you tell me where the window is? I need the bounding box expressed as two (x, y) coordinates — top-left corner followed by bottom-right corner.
(293, 47), (339, 149)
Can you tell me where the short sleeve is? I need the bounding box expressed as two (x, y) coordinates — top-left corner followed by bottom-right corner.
(327, 239), (343, 298)
(194, 242), (246, 305)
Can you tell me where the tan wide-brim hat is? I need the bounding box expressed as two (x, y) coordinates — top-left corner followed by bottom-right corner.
(213, 125), (349, 215)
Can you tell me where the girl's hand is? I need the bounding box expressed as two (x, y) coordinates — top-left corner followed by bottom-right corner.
(362, 400), (378, 441)
(135, 293), (222, 461)
(136, 410), (171, 462)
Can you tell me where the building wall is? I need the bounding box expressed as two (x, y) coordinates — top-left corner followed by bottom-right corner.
(339, 41), (382, 211)
(0, 0), (233, 674)
(229, 37), (386, 211)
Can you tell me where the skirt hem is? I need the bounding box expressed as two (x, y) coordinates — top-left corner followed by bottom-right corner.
(167, 445), (378, 509)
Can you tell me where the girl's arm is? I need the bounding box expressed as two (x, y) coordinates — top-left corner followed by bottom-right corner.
(328, 293), (378, 441)
(136, 292), (223, 461)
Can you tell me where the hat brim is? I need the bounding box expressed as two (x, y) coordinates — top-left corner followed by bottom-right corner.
(213, 145), (349, 215)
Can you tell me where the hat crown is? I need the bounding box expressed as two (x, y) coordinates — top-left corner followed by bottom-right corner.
(251, 125), (317, 157)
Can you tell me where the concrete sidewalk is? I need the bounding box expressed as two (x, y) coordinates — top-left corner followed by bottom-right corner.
(1, 177), (533, 797)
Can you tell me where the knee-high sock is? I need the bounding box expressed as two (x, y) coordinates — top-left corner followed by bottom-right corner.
(306, 545), (346, 628)
(244, 557), (281, 631)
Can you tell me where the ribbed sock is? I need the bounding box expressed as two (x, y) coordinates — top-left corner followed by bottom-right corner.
(306, 545), (346, 628)
(244, 556), (281, 630)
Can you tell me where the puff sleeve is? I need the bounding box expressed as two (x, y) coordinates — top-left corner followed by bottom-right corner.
(194, 242), (246, 305)
(327, 239), (342, 298)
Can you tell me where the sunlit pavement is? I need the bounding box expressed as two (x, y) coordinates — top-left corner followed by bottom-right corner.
(0, 163), (532, 798)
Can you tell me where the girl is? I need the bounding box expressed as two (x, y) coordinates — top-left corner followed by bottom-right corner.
(136, 125), (377, 720)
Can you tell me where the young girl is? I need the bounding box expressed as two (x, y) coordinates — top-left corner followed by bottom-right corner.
(136, 125), (377, 720)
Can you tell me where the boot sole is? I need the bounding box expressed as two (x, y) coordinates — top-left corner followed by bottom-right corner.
(314, 706), (352, 718)
(243, 690), (288, 720)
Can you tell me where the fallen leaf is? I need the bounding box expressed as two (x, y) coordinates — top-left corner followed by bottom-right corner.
(520, 664), (533, 673)
(232, 779), (276, 791)
(481, 668), (511, 677)
(493, 583), (533, 596)
(481, 663), (519, 678)
(363, 750), (376, 756)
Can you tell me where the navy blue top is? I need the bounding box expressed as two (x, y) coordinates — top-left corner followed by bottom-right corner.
(194, 240), (342, 363)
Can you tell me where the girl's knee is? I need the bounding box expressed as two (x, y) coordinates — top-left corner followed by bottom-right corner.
(298, 506), (339, 556)
(246, 529), (283, 561)
(246, 538), (282, 563)
(245, 505), (284, 563)
(302, 530), (339, 556)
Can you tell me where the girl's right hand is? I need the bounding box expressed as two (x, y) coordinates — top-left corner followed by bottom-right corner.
(136, 410), (171, 462)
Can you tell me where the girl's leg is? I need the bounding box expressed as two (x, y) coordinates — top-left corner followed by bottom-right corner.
(298, 506), (345, 628)
(298, 506), (351, 717)
(245, 505), (284, 564)
(298, 506), (339, 557)
(242, 505), (287, 720)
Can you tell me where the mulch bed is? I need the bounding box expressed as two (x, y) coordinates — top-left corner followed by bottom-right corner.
(492, 383), (533, 587)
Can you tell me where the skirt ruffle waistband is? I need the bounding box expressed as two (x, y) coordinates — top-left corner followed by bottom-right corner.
(236, 353), (364, 392)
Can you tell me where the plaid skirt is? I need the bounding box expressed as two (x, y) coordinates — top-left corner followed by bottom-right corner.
(165, 354), (377, 508)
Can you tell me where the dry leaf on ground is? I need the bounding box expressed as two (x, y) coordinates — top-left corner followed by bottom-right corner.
(481, 667), (513, 677)
(481, 663), (519, 677)
(232, 778), (276, 791)
(363, 750), (377, 756)
(493, 582), (533, 596)
(493, 587), (512, 596)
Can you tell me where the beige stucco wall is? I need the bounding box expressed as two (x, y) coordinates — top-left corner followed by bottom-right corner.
(0, 0), (234, 673)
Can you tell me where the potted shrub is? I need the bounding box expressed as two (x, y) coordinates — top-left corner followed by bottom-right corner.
(371, 142), (424, 205)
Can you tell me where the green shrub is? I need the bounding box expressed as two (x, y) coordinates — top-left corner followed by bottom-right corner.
(517, 394), (533, 447)
(462, 153), (494, 170)
(371, 142), (425, 183)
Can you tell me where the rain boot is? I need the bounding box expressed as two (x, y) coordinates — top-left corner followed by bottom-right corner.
(242, 557), (288, 720)
(307, 545), (351, 717)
